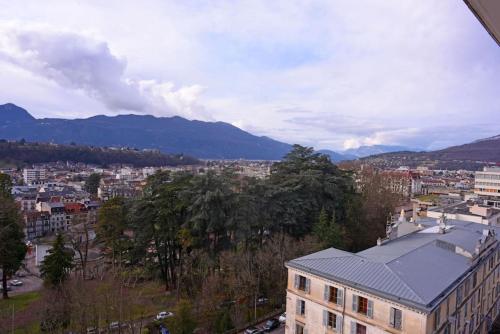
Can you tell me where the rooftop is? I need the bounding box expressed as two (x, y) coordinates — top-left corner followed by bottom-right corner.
(286, 218), (498, 312)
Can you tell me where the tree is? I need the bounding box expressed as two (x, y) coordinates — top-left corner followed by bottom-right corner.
(313, 208), (347, 249)
(84, 173), (101, 197)
(130, 172), (192, 291)
(168, 299), (197, 334)
(0, 174), (27, 299)
(40, 233), (74, 287)
(97, 197), (128, 265)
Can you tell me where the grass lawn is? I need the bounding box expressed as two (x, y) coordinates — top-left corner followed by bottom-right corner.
(0, 291), (41, 312)
(0, 292), (42, 333)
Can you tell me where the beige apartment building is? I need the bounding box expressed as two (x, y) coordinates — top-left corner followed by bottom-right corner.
(285, 217), (500, 334)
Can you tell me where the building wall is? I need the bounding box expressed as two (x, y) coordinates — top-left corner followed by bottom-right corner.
(285, 268), (427, 334)
(285, 241), (500, 334)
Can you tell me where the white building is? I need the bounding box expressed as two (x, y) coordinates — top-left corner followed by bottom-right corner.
(23, 168), (47, 185)
(474, 167), (500, 207)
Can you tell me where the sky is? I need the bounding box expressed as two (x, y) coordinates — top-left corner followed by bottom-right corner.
(0, 1), (499, 152)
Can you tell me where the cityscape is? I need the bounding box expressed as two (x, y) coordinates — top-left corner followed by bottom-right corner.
(1, 1), (500, 334)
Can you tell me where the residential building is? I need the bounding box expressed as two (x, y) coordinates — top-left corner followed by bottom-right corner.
(285, 217), (500, 334)
(23, 168), (47, 185)
(474, 167), (500, 207)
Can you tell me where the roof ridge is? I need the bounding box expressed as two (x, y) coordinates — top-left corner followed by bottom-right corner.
(381, 262), (426, 304)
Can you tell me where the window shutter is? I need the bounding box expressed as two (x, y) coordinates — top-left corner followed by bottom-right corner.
(395, 309), (402, 329)
(323, 310), (328, 327)
(390, 307), (395, 327)
(305, 278), (311, 294)
(352, 295), (358, 312)
(324, 285), (330, 301)
(337, 289), (344, 306)
(367, 300), (374, 318)
(337, 315), (343, 332)
(296, 300), (301, 315)
(350, 321), (356, 334)
(294, 274), (299, 289)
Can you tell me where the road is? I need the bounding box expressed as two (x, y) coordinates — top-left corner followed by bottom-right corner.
(240, 321), (285, 334)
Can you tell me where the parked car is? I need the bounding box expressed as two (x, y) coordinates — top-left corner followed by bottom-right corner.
(256, 297), (269, 306)
(15, 271), (26, 277)
(245, 326), (263, 334)
(86, 327), (98, 334)
(109, 321), (121, 330)
(10, 279), (23, 286)
(278, 312), (286, 323)
(156, 311), (174, 320)
(263, 318), (280, 331)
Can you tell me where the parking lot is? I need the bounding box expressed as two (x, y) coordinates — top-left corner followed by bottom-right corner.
(9, 274), (43, 296)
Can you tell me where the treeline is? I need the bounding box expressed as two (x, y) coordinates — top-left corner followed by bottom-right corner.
(89, 145), (399, 332)
(0, 140), (199, 167)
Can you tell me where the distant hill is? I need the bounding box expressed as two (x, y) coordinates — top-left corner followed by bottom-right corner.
(358, 135), (500, 170)
(317, 149), (356, 162)
(342, 145), (417, 158)
(0, 103), (292, 160)
(0, 140), (198, 167)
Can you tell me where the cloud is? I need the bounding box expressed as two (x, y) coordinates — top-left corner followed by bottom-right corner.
(0, 23), (208, 119)
(0, 1), (499, 151)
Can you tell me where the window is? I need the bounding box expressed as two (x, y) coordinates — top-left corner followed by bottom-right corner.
(324, 285), (343, 305)
(296, 323), (305, 334)
(296, 299), (306, 316)
(469, 315), (475, 334)
(433, 305), (441, 330)
(443, 323), (451, 334)
(323, 310), (341, 330)
(294, 274), (310, 293)
(465, 279), (470, 296)
(457, 285), (463, 304)
(352, 295), (373, 318)
(390, 307), (402, 330)
(473, 272), (477, 287)
(350, 322), (366, 334)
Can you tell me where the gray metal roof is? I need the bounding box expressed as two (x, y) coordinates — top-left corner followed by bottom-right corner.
(287, 218), (499, 311)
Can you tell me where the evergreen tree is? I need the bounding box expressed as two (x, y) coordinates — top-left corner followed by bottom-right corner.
(40, 234), (74, 287)
(0, 174), (27, 299)
(84, 173), (101, 196)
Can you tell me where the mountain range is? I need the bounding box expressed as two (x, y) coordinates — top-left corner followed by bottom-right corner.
(2, 103), (497, 165)
(0, 103), (293, 160)
(357, 135), (500, 170)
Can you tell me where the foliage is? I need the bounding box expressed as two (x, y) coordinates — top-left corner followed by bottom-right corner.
(167, 299), (197, 334)
(96, 197), (129, 262)
(0, 174), (27, 299)
(0, 140), (198, 167)
(84, 173), (101, 196)
(40, 234), (74, 287)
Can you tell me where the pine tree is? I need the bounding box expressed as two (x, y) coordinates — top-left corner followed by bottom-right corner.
(40, 234), (74, 287)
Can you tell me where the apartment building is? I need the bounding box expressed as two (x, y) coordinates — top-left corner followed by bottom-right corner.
(474, 167), (500, 199)
(23, 168), (47, 185)
(285, 218), (500, 334)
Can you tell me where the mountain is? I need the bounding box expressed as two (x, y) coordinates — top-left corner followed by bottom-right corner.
(317, 149), (357, 162)
(357, 135), (500, 170)
(0, 103), (292, 160)
(0, 103), (35, 123)
(342, 145), (417, 158)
